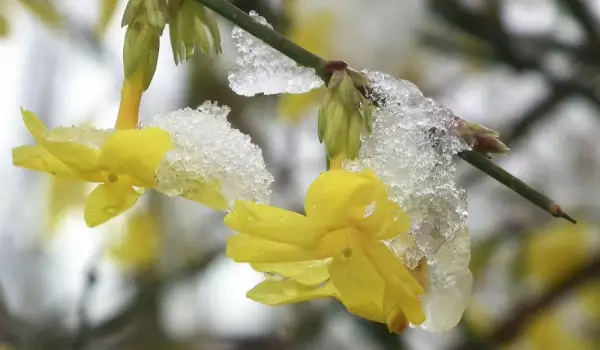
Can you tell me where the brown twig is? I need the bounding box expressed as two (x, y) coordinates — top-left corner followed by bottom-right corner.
(453, 254), (600, 349)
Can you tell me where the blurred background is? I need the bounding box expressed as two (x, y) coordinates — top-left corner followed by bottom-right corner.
(1, 0), (599, 349)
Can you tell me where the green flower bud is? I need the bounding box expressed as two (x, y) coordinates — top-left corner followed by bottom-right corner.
(123, 20), (160, 91)
(168, 0), (222, 65)
(122, 0), (168, 31)
(318, 68), (374, 163)
(122, 0), (145, 27)
(145, 0), (169, 30)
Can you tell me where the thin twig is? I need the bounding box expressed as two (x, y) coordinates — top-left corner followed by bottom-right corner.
(458, 151), (575, 223)
(195, 0), (575, 222)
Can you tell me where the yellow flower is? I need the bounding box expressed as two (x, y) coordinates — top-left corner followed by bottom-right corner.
(225, 169), (426, 333)
(509, 308), (597, 350)
(109, 210), (160, 271)
(12, 108), (227, 227)
(525, 222), (590, 290)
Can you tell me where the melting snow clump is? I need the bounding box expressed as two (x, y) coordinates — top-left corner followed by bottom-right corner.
(228, 11), (323, 96)
(344, 70), (472, 331)
(144, 101), (274, 207)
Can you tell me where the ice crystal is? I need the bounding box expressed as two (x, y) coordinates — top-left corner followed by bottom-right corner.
(228, 11), (323, 96)
(46, 126), (111, 149)
(144, 102), (274, 206)
(344, 70), (471, 331)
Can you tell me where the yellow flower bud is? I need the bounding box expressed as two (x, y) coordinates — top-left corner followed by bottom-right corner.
(122, 20), (160, 91)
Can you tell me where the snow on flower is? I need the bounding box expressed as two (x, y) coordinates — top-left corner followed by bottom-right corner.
(12, 102), (273, 227)
(344, 70), (472, 331)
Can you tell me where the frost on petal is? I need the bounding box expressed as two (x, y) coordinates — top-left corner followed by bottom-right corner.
(46, 126), (112, 150)
(344, 70), (471, 331)
(228, 11), (323, 97)
(144, 102), (274, 207)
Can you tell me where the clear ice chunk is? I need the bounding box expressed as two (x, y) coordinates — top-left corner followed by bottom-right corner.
(228, 11), (324, 97)
(144, 102), (274, 207)
(344, 70), (471, 331)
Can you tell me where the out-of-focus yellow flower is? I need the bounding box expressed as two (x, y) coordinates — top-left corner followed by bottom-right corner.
(277, 10), (334, 122)
(94, 0), (119, 39)
(509, 308), (596, 350)
(225, 169), (426, 333)
(109, 210), (160, 271)
(579, 282), (600, 323)
(12, 108), (227, 227)
(46, 177), (87, 232)
(0, 0), (63, 38)
(525, 222), (589, 289)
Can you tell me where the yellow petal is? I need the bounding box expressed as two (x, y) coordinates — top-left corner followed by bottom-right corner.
(84, 179), (140, 227)
(305, 169), (376, 231)
(226, 234), (324, 263)
(21, 107), (47, 139)
(182, 178), (229, 210)
(339, 297), (385, 323)
(109, 210), (160, 271)
(364, 241), (424, 298)
(326, 230), (385, 306)
(98, 127), (173, 187)
(13, 145), (80, 179)
(21, 108), (104, 174)
(353, 169), (411, 239)
(225, 201), (320, 248)
(375, 203), (411, 240)
(384, 285), (426, 331)
(247, 279), (335, 306)
(251, 260), (330, 286)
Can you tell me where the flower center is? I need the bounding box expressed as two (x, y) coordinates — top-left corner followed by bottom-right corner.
(108, 173), (119, 183)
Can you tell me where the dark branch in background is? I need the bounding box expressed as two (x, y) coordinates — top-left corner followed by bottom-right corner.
(559, 0), (600, 48)
(429, 0), (600, 191)
(85, 246), (222, 341)
(196, 0), (575, 223)
(452, 254), (600, 349)
(71, 262), (98, 350)
(459, 85), (570, 187)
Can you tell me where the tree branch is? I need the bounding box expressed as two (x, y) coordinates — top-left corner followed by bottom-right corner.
(196, 0), (575, 222)
(452, 254), (600, 349)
